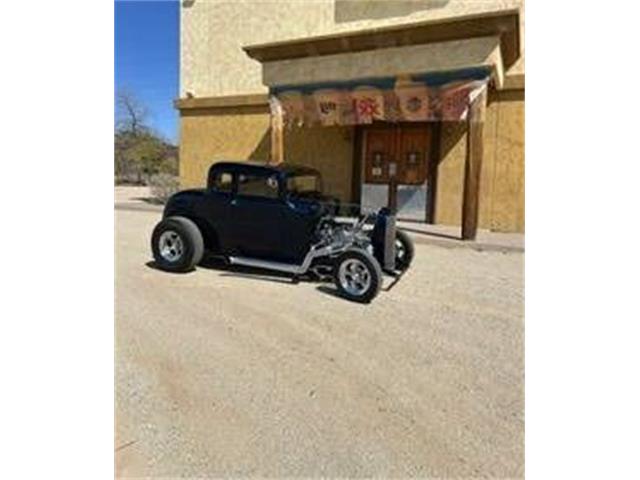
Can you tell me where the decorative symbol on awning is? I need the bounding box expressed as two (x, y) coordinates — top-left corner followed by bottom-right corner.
(357, 97), (379, 118)
(406, 97), (422, 112)
(319, 101), (337, 115)
(313, 89), (344, 126)
(352, 85), (385, 124)
(395, 75), (430, 121)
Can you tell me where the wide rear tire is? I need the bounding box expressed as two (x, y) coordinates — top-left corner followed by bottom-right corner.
(151, 216), (204, 272)
(333, 248), (383, 303)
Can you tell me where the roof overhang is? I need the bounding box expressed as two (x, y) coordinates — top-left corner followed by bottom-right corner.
(243, 9), (520, 72)
(259, 35), (505, 90)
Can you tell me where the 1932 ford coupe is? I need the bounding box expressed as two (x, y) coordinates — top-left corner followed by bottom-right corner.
(151, 161), (414, 303)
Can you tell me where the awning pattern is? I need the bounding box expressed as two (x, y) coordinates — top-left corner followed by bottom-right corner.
(269, 66), (490, 128)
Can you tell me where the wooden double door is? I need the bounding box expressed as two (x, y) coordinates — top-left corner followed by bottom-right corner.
(360, 122), (436, 220)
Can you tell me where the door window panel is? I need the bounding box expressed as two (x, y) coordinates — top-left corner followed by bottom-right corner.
(364, 128), (395, 184)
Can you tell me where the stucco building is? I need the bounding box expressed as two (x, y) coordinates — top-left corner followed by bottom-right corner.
(176, 0), (524, 235)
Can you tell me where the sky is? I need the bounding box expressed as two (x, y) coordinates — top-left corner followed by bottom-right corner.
(115, 0), (179, 144)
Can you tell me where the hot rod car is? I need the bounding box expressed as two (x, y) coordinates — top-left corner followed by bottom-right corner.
(151, 161), (414, 303)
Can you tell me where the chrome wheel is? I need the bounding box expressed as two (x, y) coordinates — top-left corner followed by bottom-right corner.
(158, 230), (184, 262)
(338, 258), (371, 296)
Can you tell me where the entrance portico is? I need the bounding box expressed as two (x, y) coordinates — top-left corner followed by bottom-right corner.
(243, 10), (519, 240)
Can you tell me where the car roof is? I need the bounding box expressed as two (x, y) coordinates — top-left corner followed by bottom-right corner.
(210, 161), (320, 176)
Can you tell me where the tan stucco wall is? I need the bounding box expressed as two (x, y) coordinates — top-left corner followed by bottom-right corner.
(179, 106), (271, 188)
(283, 126), (354, 203)
(434, 89), (524, 232)
(181, 0), (524, 97)
(179, 108), (354, 203)
(434, 121), (466, 227)
(481, 90), (525, 232)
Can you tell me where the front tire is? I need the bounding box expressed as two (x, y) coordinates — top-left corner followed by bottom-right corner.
(333, 248), (383, 303)
(151, 216), (204, 272)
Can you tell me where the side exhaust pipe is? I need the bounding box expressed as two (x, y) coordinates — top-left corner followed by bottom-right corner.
(228, 257), (300, 274)
(228, 243), (341, 276)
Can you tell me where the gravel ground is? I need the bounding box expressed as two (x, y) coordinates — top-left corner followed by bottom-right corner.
(115, 208), (524, 478)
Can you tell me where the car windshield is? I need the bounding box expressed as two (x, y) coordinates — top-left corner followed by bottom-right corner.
(286, 172), (323, 196)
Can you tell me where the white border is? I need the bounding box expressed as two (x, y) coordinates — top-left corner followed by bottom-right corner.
(1, 0), (113, 477)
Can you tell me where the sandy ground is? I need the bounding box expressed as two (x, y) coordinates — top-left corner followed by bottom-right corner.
(115, 208), (524, 478)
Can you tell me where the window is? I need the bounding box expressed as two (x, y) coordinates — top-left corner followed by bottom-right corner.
(237, 173), (280, 199)
(286, 173), (322, 196)
(212, 172), (233, 193)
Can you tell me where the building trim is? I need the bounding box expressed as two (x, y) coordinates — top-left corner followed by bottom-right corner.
(243, 9), (520, 70)
(175, 93), (269, 111)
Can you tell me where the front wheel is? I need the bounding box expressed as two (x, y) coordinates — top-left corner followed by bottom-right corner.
(333, 248), (383, 303)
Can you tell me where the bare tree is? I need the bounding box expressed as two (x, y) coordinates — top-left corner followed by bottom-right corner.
(115, 89), (177, 185)
(116, 89), (149, 136)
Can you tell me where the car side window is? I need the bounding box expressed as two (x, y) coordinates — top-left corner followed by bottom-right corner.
(212, 171), (234, 193)
(237, 173), (279, 199)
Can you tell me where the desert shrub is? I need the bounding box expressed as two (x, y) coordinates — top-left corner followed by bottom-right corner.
(148, 173), (179, 204)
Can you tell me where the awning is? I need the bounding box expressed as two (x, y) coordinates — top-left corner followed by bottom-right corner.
(269, 66), (490, 127)
(243, 11), (520, 128)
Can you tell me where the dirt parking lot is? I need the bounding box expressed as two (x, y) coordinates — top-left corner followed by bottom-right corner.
(115, 207), (524, 478)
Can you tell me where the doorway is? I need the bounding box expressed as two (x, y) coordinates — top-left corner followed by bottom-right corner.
(357, 122), (438, 222)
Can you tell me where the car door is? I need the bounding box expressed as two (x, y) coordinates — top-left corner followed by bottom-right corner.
(230, 170), (287, 260)
(279, 173), (327, 264)
(199, 169), (236, 253)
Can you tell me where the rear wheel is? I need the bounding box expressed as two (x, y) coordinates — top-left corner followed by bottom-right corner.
(151, 216), (204, 272)
(333, 248), (383, 303)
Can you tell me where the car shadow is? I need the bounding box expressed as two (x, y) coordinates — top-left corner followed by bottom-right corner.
(146, 258), (303, 284)
(382, 270), (405, 291)
(316, 270), (403, 301)
(147, 257), (404, 295)
(315, 285), (350, 301)
(145, 261), (195, 274)
(134, 196), (165, 205)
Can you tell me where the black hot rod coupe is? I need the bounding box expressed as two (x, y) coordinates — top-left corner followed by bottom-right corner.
(151, 161), (414, 302)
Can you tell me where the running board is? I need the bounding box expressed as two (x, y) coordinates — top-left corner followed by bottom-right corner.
(228, 256), (302, 274)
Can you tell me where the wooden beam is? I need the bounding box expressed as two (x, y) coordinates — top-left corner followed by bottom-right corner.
(461, 90), (487, 240)
(270, 101), (284, 164)
(427, 121), (442, 223)
(351, 126), (364, 204)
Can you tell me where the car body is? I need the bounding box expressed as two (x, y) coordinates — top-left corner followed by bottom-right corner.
(151, 161), (414, 302)
(164, 162), (338, 264)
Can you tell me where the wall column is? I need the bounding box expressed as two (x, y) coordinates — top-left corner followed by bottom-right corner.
(461, 88), (487, 240)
